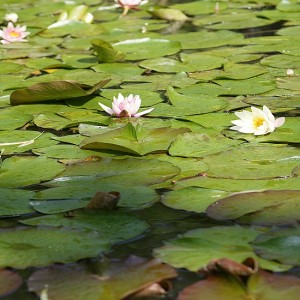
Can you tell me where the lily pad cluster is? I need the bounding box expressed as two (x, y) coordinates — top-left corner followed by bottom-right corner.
(0, 0), (300, 298)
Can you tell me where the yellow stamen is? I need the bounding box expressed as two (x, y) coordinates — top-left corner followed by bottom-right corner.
(253, 117), (265, 128)
(9, 31), (21, 38)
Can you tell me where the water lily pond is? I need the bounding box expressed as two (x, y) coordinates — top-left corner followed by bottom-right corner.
(0, 0), (300, 299)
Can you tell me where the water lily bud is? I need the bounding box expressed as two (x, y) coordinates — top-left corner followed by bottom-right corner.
(5, 13), (18, 23)
(286, 69), (295, 76)
(82, 12), (94, 24)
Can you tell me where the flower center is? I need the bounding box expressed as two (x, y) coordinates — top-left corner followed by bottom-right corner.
(253, 117), (265, 128)
(9, 31), (21, 38)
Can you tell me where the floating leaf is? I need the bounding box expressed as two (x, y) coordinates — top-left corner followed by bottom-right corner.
(169, 132), (241, 158)
(20, 210), (148, 244)
(202, 144), (300, 179)
(34, 183), (158, 210)
(80, 123), (190, 156)
(154, 226), (288, 272)
(207, 190), (300, 226)
(91, 39), (124, 63)
(174, 176), (300, 192)
(28, 258), (177, 300)
(10, 79), (110, 104)
(162, 187), (228, 213)
(0, 189), (35, 217)
(139, 53), (226, 73)
(166, 85), (227, 113)
(0, 227), (109, 269)
(179, 270), (300, 300)
(252, 228), (300, 266)
(113, 38), (181, 60)
(0, 156), (65, 188)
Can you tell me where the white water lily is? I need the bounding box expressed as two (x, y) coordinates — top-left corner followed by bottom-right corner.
(5, 13), (18, 23)
(230, 106), (285, 135)
(99, 93), (154, 118)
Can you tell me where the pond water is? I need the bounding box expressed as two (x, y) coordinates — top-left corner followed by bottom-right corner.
(0, 0), (300, 299)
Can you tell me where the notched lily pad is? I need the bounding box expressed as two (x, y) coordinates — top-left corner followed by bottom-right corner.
(80, 123), (190, 156)
(28, 257), (177, 300)
(207, 190), (300, 226)
(179, 270), (300, 300)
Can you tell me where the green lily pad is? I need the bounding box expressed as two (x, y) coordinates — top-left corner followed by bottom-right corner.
(0, 110), (32, 131)
(0, 227), (109, 269)
(244, 95), (300, 110)
(80, 123), (190, 156)
(162, 187), (228, 213)
(171, 1), (227, 15)
(261, 54), (300, 68)
(166, 30), (243, 50)
(91, 39), (124, 63)
(0, 131), (58, 154)
(32, 144), (112, 159)
(113, 38), (181, 60)
(207, 190), (300, 226)
(169, 132), (241, 158)
(30, 199), (87, 214)
(0, 156), (65, 188)
(186, 113), (235, 130)
(166, 85), (227, 113)
(0, 189), (35, 217)
(139, 52), (226, 73)
(20, 210), (148, 243)
(50, 156), (180, 187)
(61, 54), (98, 69)
(252, 228), (300, 266)
(154, 225), (288, 272)
(194, 11), (275, 29)
(28, 258), (177, 300)
(202, 144), (300, 179)
(179, 270), (300, 300)
(33, 184), (158, 210)
(10, 79), (110, 104)
(174, 176), (300, 193)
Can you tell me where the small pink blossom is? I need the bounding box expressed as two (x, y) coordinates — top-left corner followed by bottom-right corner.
(115, 0), (146, 16)
(99, 93), (154, 118)
(0, 22), (30, 44)
(117, 0), (143, 7)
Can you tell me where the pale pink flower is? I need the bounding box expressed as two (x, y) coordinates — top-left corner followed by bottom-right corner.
(230, 105), (285, 135)
(115, 0), (146, 16)
(0, 22), (30, 44)
(5, 13), (18, 23)
(117, 0), (143, 7)
(99, 93), (154, 118)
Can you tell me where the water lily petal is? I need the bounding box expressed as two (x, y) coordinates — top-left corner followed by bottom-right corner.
(133, 107), (154, 118)
(98, 102), (114, 115)
(275, 117), (285, 128)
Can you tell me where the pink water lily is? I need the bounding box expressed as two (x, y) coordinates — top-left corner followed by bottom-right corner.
(99, 93), (154, 118)
(0, 22), (30, 44)
(230, 105), (285, 135)
(115, 0), (145, 16)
